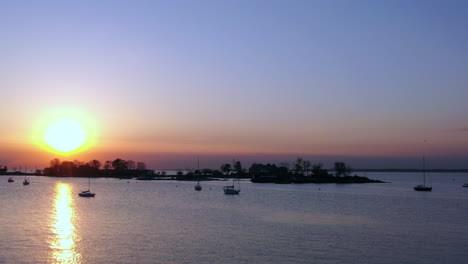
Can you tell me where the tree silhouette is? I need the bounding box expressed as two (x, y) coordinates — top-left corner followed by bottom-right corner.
(89, 160), (101, 170)
(104, 160), (112, 170)
(234, 161), (242, 175)
(312, 163), (328, 177)
(127, 160), (136, 170)
(137, 162), (147, 170)
(220, 163), (232, 175)
(294, 157), (303, 174)
(334, 162), (352, 177)
(112, 158), (128, 171)
(303, 160), (311, 174)
(50, 158), (61, 176)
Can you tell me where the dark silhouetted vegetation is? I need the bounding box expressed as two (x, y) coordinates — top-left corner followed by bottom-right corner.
(43, 158), (151, 178)
(250, 158), (381, 184)
(35, 157), (381, 184)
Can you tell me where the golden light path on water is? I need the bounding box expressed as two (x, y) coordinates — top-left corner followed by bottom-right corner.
(49, 183), (81, 263)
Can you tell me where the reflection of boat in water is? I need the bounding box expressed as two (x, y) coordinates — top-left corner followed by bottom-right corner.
(78, 177), (95, 197)
(8, 177), (14, 183)
(463, 183), (468, 188)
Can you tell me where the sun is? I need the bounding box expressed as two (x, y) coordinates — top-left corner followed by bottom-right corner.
(45, 120), (86, 153)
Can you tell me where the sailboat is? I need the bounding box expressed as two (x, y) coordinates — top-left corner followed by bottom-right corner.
(194, 157), (202, 191)
(79, 176), (95, 197)
(414, 156), (432, 191)
(224, 161), (240, 194)
(23, 165), (29, 185)
(223, 179), (240, 194)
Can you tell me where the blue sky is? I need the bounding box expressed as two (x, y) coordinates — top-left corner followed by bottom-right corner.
(0, 0), (467, 168)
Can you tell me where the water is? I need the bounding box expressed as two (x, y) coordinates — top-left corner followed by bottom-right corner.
(1, 173), (468, 264)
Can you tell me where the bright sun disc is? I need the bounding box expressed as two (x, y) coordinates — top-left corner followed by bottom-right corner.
(45, 120), (86, 152)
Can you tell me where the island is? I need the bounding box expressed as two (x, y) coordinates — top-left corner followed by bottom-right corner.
(8, 157), (384, 184)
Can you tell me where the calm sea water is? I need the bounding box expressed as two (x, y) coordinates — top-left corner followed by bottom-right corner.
(1, 173), (468, 264)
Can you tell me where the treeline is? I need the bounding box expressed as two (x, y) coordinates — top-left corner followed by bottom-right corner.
(176, 158), (361, 183)
(43, 158), (150, 178)
(174, 160), (245, 180)
(39, 157), (381, 183)
(248, 158), (381, 184)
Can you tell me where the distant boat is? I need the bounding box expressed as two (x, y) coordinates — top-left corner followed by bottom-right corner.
(23, 167), (30, 185)
(223, 184), (240, 194)
(463, 183), (468, 188)
(224, 160), (241, 194)
(78, 177), (95, 197)
(414, 156), (432, 191)
(224, 174), (240, 194)
(8, 177), (14, 183)
(194, 156), (202, 191)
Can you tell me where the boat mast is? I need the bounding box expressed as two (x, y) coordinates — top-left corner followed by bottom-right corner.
(423, 156), (426, 187)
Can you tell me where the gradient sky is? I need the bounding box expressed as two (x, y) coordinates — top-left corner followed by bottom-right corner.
(1, 0), (467, 169)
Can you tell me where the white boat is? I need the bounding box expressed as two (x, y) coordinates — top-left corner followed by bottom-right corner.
(78, 177), (95, 197)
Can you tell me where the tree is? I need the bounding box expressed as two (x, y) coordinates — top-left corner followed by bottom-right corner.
(334, 162), (352, 177)
(312, 163), (328, 177)
(202, 168), (212, 175)
(127, 160), (136, 170)
(50, 158), (61, 169)
(137, 162), (147, 170)
(104, 160), (112, 170)
(73, 160), (84, 166)
(89, 160), (101, 170)
(294, 157), (303, 174)
(234, 161), (242, 174)
(112, 158), (128, 171)
(278, 161), (290, 170)
(303, 160), (311, 174)
(220, 163), (232, 175)
(50, 158), (61, 176)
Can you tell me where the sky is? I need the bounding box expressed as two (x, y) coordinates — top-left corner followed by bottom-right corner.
(0, 0), (467, 169)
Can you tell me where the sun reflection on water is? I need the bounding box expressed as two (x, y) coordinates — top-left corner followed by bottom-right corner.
(49, 183), (81, 263)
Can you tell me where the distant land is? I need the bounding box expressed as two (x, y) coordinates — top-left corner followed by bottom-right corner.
(352, 169), (468, 173)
